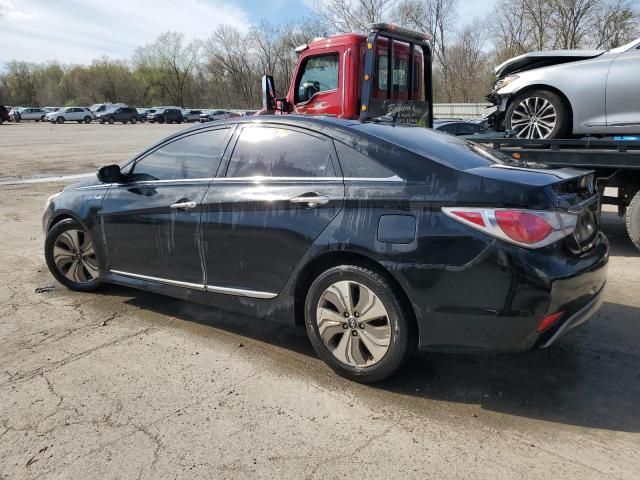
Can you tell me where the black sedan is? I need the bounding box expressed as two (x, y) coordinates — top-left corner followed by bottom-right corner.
(42, 116), (608, 382)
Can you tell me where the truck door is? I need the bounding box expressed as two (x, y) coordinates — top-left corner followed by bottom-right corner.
(292, 50), (343, 117)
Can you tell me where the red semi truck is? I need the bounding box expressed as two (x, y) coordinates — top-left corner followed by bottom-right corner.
(261, 23), (434, 126)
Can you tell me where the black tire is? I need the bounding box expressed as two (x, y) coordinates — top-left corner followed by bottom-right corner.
(505, 89), (570, 139)
(40, 115), (46, 121)
(626, 190), (640, 253)
(84, 116), (92, 123)
(56, 116), (64, 124)
(108, 117), (115, 125)
(140, 117), (146, 123)
(305, 265), (412, 383)
(45, 218), (103, 292)
(159, 118), (165, 124)
(131, 117), (137, 124)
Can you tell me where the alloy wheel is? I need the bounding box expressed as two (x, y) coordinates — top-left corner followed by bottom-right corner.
(510, 96), (557, 139)
(52, 228), (99, 284)
(316, 280), (391, 367)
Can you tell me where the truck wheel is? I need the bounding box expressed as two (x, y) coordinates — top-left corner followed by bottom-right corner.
(626, 190), (640, 252)
(506, 89), (570, 140)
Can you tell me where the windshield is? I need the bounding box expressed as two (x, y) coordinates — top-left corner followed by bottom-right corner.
(89, 104), (102, 111)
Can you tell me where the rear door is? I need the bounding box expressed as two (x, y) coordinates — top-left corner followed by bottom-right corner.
(100, 127), (234, 285)
(200, 124), (344, 296)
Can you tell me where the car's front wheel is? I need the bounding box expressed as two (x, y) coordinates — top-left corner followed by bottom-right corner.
(56, 116), (64, 124)
(45, 219), (102, 292)
(505, 89), (570, 139)
(305, 265), (412, 383)
(84, 116), (92, 123)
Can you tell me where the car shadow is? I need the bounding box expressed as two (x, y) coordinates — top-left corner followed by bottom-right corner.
(99, 213), (639, 433)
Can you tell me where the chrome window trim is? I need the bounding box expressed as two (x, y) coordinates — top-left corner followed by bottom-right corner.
(110, 270), (205, 291)
(211, 176), (404, 183)
(205, 284), (278, 299)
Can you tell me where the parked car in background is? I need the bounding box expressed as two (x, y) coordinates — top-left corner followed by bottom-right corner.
(137, 108), (156, 123)
(0, 105), (9, 124)
(89, 103), (127, 116)
(182, 109), (203, 122)
(489, 37), (640, 139)
(11, 107), (47, 122)
(148, 108), (183, 124)
(43, 116), (608, 383)
(46, 107), (93, 124)
(43, 107), (60, 113)
(95, 106), (140, 124)
(434, 120), (487, 136)
(199, 109), (233, 122)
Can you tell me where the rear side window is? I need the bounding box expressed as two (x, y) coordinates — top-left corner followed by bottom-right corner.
(226, 126), (336, 178)
(334, 141), (395, 179)
(131, 129), (231, 181)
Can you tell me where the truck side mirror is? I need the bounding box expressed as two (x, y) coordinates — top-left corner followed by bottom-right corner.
(262, 75), (276, 112)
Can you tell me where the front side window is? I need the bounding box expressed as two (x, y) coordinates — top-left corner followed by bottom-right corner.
(295, 53), (339, 103)
(131, 129), (231, 181)
(226, 126), (335, 178)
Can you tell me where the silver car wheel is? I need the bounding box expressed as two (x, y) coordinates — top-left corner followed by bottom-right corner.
(52, 228), (99, 284)
(316, 280), (391, 367)
(510, 96), (557, 139)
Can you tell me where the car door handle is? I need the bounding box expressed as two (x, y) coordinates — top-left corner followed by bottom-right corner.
(170, 201), (197, 210)
(289, 193), (330, 206)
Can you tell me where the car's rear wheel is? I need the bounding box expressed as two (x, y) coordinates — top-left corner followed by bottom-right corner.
(45, 219), (102, 292)
(56, 116), (64, 124)
(305, 265), (412, 383)
(84, 116), (92, 123)
(40, 115), (45, 121)
(626, 190), (640, 253)
(108, 117), (115, 125)
(506, 89), (570, 139)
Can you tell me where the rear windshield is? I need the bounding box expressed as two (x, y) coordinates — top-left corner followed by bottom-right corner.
(353, 123), (506, 170)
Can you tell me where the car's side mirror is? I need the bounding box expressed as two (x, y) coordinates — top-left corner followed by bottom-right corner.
(97, 164), (123, 183)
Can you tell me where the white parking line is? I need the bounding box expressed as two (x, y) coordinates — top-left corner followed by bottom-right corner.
(0, 172), (94, 186)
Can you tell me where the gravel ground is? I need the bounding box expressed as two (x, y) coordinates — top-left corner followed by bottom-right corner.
(0, 123), (639, 479)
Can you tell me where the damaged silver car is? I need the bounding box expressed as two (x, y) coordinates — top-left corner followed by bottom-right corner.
(488, 37), (640, 139)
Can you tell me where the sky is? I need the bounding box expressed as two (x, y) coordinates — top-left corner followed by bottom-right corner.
(0, 0), (497, 65)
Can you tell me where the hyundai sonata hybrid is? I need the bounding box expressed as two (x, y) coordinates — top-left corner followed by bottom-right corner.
(42, 116), (609, 382)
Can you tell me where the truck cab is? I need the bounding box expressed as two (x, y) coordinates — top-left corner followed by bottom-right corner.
(263, 24), (433, 126)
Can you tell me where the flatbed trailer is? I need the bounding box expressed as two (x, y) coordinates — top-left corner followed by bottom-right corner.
(467, 136), (640, 252)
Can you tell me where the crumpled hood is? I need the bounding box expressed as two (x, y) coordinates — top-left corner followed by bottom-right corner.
(495, 49), (605, 78)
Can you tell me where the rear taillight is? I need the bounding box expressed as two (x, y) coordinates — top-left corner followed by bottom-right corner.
(442, 207), (578, 249)
(537, 311), (565, 332)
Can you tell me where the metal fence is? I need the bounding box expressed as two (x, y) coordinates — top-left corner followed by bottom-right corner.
(433, 103), (491, 120)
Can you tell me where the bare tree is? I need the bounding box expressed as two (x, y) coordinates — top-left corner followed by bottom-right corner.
(134, 32), (201, 107)
(313, 0), (400, 32)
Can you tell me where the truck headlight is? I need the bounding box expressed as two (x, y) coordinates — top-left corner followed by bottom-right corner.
(496, 75), (519, 90)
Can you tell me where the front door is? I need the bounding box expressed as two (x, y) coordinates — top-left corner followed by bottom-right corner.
(201, 124), (344, 296)
(292, 51), (343, 117)
(101, 127), (234, 286)
(606, 47), (640, 130)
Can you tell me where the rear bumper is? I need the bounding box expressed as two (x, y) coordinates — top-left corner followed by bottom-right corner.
(538, 285), (604, 348)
